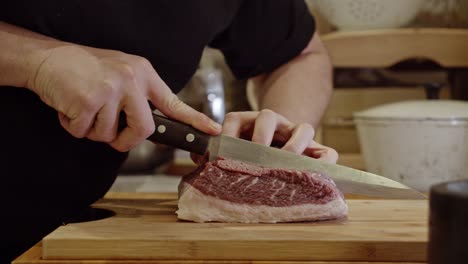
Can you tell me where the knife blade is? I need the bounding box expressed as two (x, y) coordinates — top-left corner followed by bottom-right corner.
(146, 114), (426, 199)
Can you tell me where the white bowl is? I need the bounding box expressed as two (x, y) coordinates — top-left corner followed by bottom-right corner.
(314, 0), (424, 31)
(354, 100), (468, 192)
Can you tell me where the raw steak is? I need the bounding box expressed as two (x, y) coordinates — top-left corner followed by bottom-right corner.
(176, 158), (348, 223)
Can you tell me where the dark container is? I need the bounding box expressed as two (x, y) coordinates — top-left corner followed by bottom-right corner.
(429, 179), (468, 264)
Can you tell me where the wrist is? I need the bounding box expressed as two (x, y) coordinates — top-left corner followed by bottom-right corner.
(24, 42), (58, 92)
(0, 37), (56, 90)
(0, 22), (64, 90)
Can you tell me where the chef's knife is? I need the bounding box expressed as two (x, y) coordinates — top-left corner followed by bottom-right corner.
(145, 114), (426, 199)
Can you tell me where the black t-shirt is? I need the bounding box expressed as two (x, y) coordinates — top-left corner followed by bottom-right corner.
(1, 0), (315, 93)
(1, 4), (315, 260)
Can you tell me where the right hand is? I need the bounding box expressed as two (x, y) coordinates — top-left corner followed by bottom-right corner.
(27, 45), (221, 152)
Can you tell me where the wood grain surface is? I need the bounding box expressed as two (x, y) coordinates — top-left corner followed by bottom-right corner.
(14, 243), (425, 264)
(36, 193), (428, 262)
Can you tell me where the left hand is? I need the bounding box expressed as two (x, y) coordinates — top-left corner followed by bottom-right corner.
(192, 110), (338, 164)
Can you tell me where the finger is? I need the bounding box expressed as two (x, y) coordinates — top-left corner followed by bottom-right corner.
(58, 110), (95, 138)
(251, 110), (277, 145)
(86, 102), (120, 143)
(110, 94), (155, 152)
(303, 141), (339, 164)
(222, 112), (258, 138)
(190, 153), (200, 165)
(147, 71), (221, 135)
(251, 110), (294, 146)
(190, 153), (208, 165)
(282, 123), (315, 154)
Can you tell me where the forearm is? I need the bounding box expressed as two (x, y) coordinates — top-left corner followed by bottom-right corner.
(253, 33), (333, 128)
(0, 21), (62, 88)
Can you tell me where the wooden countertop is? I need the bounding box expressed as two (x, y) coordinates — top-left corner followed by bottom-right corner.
(13, 192), (428, 264)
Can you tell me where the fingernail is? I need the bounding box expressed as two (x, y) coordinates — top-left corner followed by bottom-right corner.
(210, 121), (222, 131)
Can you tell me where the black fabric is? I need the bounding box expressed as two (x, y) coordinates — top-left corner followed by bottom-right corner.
(0, 1), (315, 262)
(210, 0), (315, 79)
(2, 0), (314, 90)
(0, 88), (126, 263)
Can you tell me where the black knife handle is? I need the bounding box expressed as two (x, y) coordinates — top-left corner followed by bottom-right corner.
(118, 112), (210, 155)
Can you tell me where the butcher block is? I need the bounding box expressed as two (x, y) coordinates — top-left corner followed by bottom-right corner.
(20, 192), (428, 263)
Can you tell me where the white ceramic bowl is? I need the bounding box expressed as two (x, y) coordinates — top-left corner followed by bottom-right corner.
(354, 100), (468, 192)
(314, 0), (424, 31)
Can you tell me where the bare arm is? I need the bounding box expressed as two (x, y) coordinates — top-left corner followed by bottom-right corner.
(0, 21), (220, 151)
(251, 32), (333, 128)
(0, 21), (57, 88)
(221, 32), (337, 163)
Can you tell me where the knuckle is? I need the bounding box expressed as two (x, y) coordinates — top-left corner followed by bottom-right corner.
(113, 143), (132, 152)
(99, 79), (118, 97)
(101, 133), (117, 143)
(68, 123), (88, 138)
(100, 79), (114, 91)
(259, 109), (276, 118)
(133, 121), (155, 139)
(329, 147), (339, 157)
(134, 56), (152, 69)
(117, 63), (137, 81)
(326, 149), (339, 163)
(299, 122), (315, 134)
(71, 129), (86, 139)
(76, 91), (95, 108)
(165, 95), (186, 115)
(283, 143), (301, 154)
(140, 122), (156, 138)
(299, 122), (313, 129)
(197, 111), (211, 123)
(224, 112), (240, 123)
(111, 138), (139, 152)
(75, 92), (101, 114)
(65, 108), (80, 121)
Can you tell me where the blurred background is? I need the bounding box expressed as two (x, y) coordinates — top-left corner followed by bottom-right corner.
(111, 0), (468, 193)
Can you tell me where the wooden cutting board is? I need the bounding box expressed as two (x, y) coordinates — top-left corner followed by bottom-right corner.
(42, 193), (428, 262)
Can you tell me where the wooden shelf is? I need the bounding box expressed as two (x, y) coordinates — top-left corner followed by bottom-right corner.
(323, 28), (468, 68)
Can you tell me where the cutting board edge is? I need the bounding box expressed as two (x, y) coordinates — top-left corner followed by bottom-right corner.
(42, 238), (427, 262)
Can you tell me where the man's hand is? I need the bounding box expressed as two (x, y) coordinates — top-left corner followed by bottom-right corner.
(28, 45), (221, 152)
(192, 110), (338, 165)
(222, 110), (338, 163)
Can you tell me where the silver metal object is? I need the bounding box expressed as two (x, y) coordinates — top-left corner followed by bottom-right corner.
(185, 133), (195, 142)
(120, 141), (173, 173)
(197, 68), (225, 123)
(207, 135), (427, 199)
(157, 125), (166, 133)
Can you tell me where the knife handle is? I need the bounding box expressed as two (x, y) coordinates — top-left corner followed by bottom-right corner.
(149, 114), (210, 155)
(118, 112), (209, 155)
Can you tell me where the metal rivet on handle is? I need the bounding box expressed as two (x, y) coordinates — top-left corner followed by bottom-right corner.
(186, 133), (195, 142)
(157, 125), (166, 134)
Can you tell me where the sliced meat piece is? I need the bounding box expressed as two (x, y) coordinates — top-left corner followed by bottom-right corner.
(176, 158), (348, 223)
